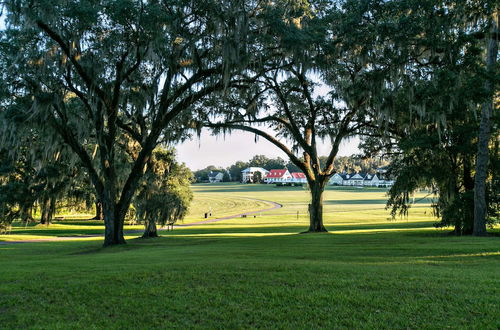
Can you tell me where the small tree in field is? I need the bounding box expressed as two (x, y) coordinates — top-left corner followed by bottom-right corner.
(135, 148), (193, 238)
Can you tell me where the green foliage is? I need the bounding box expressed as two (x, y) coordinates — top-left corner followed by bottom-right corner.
(134, 148), (193, 230)
(252, 171), (263, 183)
(0, 149), (36, 229)
(222, 171), (231, 182)
(355, 0), (498, 234)
(193, 166), (224, 183)
(248, 155), (286, 170)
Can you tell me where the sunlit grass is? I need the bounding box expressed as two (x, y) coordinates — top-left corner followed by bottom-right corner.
(0, 183), (498, 328)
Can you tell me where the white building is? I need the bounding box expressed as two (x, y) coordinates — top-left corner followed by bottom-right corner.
(329, 171), (394, 187)
(329, 172), (346, 185)
(208, 171), (224, 183)
(241, 167), (269, 183)
(265, 169), (292, 184)
(363, 173), (380, 186)
(346, 173), (365, 186)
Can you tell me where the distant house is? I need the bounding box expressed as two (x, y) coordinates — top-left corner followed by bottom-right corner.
(265, 169), (292, 184)
(347, 172), (366, 186)
(363, 173), (381, 186)
(208, 171), (224, 183)
(241, 167), (269, 183)
(329, 172), (364, 186)
(329, 171), (394, 187)
(329, 172), (348, 185)
(290, 172), (307, 184)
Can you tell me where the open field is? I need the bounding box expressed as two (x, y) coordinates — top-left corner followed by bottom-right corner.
(0, 183), (499, 328)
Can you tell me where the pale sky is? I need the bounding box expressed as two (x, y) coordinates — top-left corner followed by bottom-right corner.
(175, 129), (360, 170)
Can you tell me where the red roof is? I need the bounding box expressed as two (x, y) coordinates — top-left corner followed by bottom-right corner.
(266, 169), (289, 178)
(291, 172), (306, 179)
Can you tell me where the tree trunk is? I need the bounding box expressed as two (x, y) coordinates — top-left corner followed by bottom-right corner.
(463, 156), (475, 192)
(307, 180), (328, 232)
(20, 203), (34, 223)
(102, 195), (126, 246)
(474, 14), (498, 236)
(49, 198), (56, 221)
(460, 157), (475, 235)
(40, 197), (53, 225)
(142, 220), (158, 238)
(92, 201), (104, 220)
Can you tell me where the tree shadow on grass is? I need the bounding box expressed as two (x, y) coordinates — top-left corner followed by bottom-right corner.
(164, 221), (436, 236)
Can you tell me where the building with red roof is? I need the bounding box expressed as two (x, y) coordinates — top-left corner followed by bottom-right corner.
(265, 169), (292, 183)
(290, 172), (307, 184)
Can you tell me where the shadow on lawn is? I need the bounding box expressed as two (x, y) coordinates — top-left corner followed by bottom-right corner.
(5, 224), (498, 266)
(7, 228), (107, 237)
(167, 221), (436, 236)
(324, 199), (389, 205)
(6, 220), (438, 238)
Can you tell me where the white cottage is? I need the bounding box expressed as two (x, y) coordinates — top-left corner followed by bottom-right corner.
(329, 172), (348, 185)
(208, 171), (224, 183)
(363, 173), (380, 186)
(241, 167), (269, 183)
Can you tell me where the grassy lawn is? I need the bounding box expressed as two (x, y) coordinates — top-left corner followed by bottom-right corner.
(0, 183), (499, 329)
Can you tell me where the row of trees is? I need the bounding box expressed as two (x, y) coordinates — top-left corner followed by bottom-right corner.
(0, 0), (497, 244)
(0, 139), (193, 238)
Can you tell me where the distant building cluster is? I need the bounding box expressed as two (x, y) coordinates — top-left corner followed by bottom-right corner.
(241, 168), (307, 185)
(329, 169), (394, 187)
(208, 167), (395, 188)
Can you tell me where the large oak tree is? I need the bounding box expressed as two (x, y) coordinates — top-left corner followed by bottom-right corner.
(203, 0), (393, 232)
(0, 0), (257, 245)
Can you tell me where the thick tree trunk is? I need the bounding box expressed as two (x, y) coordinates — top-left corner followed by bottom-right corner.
(142, 220), (158, 238)
(102, 195), (126, 246)
(474, 14), (498, 236)
(307, 181), (328, 232)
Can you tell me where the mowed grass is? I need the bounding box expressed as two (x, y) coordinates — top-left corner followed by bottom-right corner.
(0, 183), (499, 329)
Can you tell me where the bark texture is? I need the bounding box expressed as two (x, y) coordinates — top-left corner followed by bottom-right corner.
(307, 180), (328, 232)
(474, 14), (498, 236)
(92, 201), (104, 220)
(40, 197), (55, 225)
(101, 198), (126, 246)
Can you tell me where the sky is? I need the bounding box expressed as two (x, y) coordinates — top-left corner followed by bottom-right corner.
(175, 129), (360, 170)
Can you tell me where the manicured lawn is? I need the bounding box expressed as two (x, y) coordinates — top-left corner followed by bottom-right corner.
(0, 183), (498, 328)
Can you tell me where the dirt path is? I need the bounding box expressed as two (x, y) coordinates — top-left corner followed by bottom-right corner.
(0, 198), (282, 245)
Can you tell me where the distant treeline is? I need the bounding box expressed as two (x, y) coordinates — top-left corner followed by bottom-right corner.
(193, 155), (390, 182)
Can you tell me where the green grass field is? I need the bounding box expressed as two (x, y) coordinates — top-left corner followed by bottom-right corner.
(1, 183), (499, 329)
